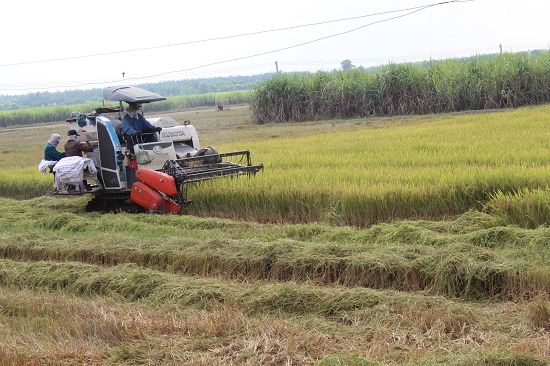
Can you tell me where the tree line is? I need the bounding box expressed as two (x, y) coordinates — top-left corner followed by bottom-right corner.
(0, 75), (272, 111)
(0, 91), (252, 128)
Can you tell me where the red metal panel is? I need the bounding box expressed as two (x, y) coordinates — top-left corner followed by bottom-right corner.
(131, 181), (181, 214)
(130, 181), (162, 211)
(161, 197), (181, 214)
(135, 168), (177, 196)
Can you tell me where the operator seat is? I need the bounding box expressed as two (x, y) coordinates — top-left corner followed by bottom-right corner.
(112, 119), (125, 145)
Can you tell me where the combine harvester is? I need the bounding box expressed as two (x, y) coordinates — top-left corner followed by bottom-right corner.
(54, 86), (263, 214)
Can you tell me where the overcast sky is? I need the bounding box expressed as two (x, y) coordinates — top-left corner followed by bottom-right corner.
(0, 0), (547, 95)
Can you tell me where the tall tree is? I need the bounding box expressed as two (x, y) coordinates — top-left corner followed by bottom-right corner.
(341, 59), (355, 71)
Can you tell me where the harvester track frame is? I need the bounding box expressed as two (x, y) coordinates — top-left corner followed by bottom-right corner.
(85, 191), (145, 213)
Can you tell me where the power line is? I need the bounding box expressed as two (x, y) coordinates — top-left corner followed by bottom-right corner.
(0, 1), (468, 69)
(129, 1), (470, 81)
(0, 0), (474, 92)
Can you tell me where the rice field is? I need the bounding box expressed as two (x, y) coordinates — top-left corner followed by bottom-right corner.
(185, 104), (550, 228)
(4, 104), (550, 227)
(0, 104), (548, 365)
(0, 196), (548, 365)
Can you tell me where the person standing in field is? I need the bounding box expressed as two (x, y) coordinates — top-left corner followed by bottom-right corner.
(121, 102), (162, 153)
(44, 133), (66, 161)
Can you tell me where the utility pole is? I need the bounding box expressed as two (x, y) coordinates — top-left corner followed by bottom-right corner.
(275, 61), (279, 74)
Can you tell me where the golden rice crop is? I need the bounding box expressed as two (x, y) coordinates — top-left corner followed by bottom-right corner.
(187, 105), (550, 227)
(0, 168), (52, 199)
(2, 104), (550, 228)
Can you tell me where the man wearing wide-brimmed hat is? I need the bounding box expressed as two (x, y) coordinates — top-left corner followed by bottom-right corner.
(120, 102), (162, 153)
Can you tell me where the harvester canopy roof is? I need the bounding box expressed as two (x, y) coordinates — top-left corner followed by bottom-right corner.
(103, 86), (166, 103)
